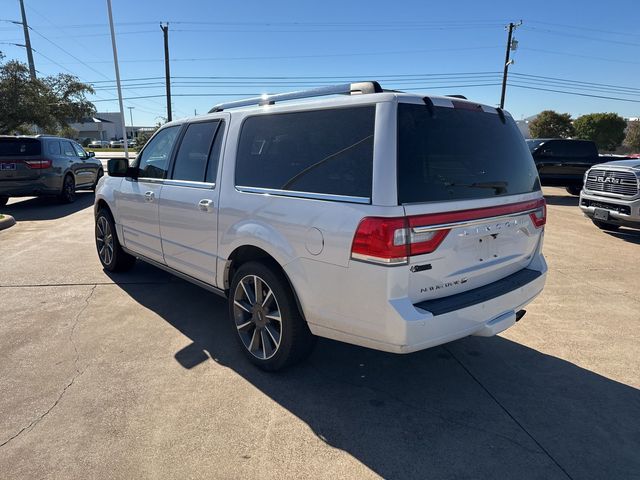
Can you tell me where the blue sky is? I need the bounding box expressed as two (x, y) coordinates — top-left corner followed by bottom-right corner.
(1, 0), (639, 127)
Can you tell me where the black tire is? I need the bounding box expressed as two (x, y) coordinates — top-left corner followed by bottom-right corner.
(0, 196), (8, 207)
(92, 168), (104, 191)
(592, 220), (620, 231)
(565, 185), (582, 196)
(95, 208), (136, 272)
(229, 261), (316, 371)
(59, 174), (76, 203)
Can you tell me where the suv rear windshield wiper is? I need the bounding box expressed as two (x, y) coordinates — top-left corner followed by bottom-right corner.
(445, 181), (509, 195)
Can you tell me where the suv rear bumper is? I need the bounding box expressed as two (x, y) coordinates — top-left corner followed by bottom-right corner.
(288, 256), (547, 354)
(579, 191), (640, 227)
(0, 174), (62, 196)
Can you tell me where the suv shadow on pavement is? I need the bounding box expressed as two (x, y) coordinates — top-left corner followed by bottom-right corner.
(2, 192), (94, 222)
(114, 278), (640, 480)
(603, 228), (640, 245)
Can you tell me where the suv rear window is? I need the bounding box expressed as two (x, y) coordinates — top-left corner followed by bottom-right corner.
(397, 103), (540, 204)
(0, 138), (41, 156)
(235, 106), (375, 199)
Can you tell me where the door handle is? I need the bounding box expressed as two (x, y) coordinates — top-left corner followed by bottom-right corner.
(198, 198), (214, 212)
(144, 191), (155, 202)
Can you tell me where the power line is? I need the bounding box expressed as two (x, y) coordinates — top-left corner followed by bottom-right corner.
(507, 83), (640, 104)
(521, 25), (640, 48)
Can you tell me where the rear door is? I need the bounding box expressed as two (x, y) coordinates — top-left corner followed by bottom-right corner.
(117, 125), (181, 263)
(397, 100), (545, 304)
(0, 137), (42, 183)
(158, 118), (227, 284)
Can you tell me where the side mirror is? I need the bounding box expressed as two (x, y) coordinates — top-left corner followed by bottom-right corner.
(107, 158), (136, 178)
(87, 151), (95, 158)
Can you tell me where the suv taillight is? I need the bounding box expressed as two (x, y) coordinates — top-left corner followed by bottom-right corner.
(351, 217), (450, 265)
(529, 201), (546, 228)
(351, 198), (546, 265)
(24, 159), (52, 169)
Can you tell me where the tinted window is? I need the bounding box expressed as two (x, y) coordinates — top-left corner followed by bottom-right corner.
(398, 103), (540, 203)
(62, 141), (76, 157)
(0, 138), (41, 156)
(48, 141), (61, 155)
(235, 106), (375, 198)
(545, 140), (596, 158)
(525, 139), (545, 153)
(138, 126), (180, 179)
(205, 122), (225, 183)
(72, 142), (86, 157)
(172, 121), (220, 182)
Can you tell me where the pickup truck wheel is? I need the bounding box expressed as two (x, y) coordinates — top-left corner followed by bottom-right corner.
(0, 196), (8, 207)
(229, 261), (316, 371)
(95, 208), (136, 272)
(592, 220), (620, 231)
(565, 186), (582, 196)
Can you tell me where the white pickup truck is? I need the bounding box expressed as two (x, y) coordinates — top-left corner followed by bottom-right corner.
(580, 159), (640, 231)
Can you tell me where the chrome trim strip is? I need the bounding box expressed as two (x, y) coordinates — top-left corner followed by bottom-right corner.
(350, 252), (408, 266)
(235, 185), (370, 204)
(121, 246), (226, 298)
(411, 208), (538, 233)
(163, 179), (215, 189)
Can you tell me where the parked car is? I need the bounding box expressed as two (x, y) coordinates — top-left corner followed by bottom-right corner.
(127, 140), (137, 148)
(0, 135), (103, 205)
(89, 140), (110, 148)
(527, 138), (605, 195)
(580, 159), (640, 231)
(109, 140), (124, 148)
(95, 82), (547, 370)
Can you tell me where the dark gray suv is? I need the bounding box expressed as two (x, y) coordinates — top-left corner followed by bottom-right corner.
(0, 135), (103, 205)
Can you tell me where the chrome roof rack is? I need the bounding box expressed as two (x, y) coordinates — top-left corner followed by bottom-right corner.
(208, 81), (383, 113)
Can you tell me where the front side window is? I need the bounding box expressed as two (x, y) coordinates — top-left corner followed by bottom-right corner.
(235, 106), (375, 198)
(171, 121), (221, 182)
(137, 126), (180, 179)
(72, 142), (87, 158)
(397, 103), (540, 204)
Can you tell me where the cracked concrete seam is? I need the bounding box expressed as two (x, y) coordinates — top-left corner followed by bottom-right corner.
(0, 284), (98, 449)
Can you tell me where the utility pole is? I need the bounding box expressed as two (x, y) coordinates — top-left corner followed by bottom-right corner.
(106, 0), (129, 159)
(18, 0), (36, 79)
(499, 20), (521, 109)
(160, 23), (172, 122)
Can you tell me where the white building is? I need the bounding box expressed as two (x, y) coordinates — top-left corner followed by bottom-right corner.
(68, 112), (153, 142)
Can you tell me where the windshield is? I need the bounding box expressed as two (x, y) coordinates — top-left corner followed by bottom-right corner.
(397, 103), (540, 204)
(0, 138), (41, 156)
(525, 139), (546, 153)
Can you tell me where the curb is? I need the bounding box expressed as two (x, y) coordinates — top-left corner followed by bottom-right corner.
(0, 215), (16, 231)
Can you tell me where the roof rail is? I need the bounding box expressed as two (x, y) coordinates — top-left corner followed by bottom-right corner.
(208, 81), (383, 113)
(445, 95), (467, 99)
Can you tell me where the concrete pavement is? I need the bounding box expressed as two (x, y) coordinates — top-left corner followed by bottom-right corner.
(0, 188), (638, 479)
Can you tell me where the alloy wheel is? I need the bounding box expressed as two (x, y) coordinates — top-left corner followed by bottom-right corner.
(232, 275), (282, 360)
(96, 216), (114, 266)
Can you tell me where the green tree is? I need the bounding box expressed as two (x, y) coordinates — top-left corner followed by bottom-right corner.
(624, 120), (640, 152)
(528, 110), (575, 139)
(0, 60), (95, 134)
(573, 113), (627, 151)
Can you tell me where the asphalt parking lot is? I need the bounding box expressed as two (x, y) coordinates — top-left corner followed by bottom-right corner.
(0, 187), (638, 479)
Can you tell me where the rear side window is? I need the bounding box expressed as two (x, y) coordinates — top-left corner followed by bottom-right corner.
(397, 104), (540, 204)
(235, 106), (375, 199)
(172, 121), (222, 183)
(544, 140), (596, 157)
(62, 141), (76, 157)
(48, 141), (61, 155)
(0, 138), (41, 156)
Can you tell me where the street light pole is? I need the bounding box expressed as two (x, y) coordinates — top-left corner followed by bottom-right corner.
(127, 106), (135, 141)
(105, 0), (129, 159)
(18, 0), (36, 80)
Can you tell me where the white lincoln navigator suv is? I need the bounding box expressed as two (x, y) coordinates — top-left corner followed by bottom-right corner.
(95, 81), (547, 370)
